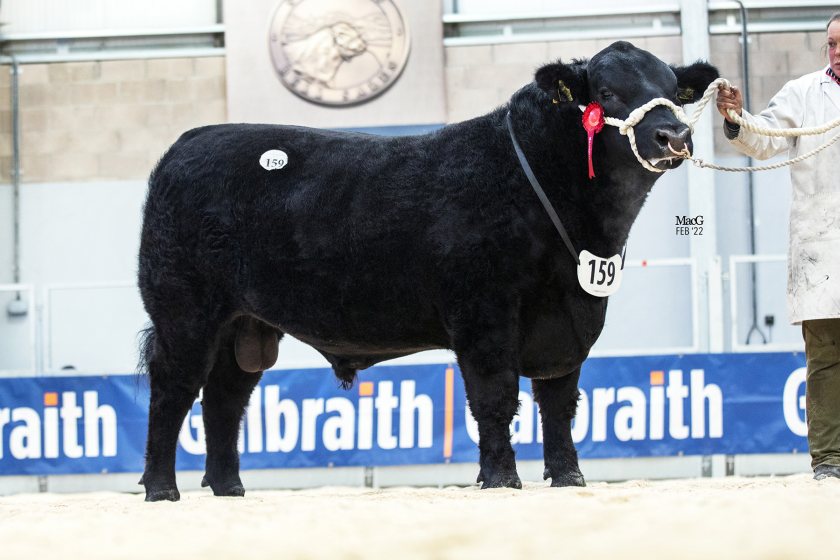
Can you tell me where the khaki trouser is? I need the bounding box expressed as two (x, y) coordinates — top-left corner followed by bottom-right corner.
(802, 318), (840, 469)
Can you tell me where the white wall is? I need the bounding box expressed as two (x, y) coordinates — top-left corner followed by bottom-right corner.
(19, 181), (146, 285)
(0, 154), (803, 374)
(1, 180), (338, 373)
(0, 171), (694, 372)
(14, 180), (148, 373)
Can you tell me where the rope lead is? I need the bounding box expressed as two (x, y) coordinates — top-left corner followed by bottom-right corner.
(591, 77), (840, 173)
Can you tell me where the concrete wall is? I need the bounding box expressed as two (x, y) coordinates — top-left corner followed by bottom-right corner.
(223, 0), (447, 128)
(0, 57), (226, 184)
(444, 36), (685, 124)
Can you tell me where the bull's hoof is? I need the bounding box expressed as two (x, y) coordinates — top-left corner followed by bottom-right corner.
(217, 484), (246, 497)
(202, 475), (246, 497)
(546, 468), (586, 487)
(480, 471), (522, 489)
(145, 487), (180, 502)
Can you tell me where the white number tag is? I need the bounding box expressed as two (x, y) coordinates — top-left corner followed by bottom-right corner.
(577, 249), (623, 297)
(259, 149), (288, 170)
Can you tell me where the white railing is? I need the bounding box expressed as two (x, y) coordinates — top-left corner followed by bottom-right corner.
(590, 256), (701, 357)
(0, 24), (225, 64)
(728, 254), (803, 353)
(442, 1), (833, 46)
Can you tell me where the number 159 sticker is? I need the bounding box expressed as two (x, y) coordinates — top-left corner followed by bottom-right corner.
(577, 249), (623, 297)
(259, 149), (288, 170)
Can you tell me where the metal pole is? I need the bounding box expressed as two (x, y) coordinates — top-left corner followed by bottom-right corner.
(5, 57), (32, 320)
(682, 0), (723, 352)
(11, 56), (21, 287)
(733, 0), (767, 345)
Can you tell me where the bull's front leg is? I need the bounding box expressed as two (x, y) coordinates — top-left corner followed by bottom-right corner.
(460, 360), (522, 489)
(453, 310), (522, 489)
(532, 369), (586, 487)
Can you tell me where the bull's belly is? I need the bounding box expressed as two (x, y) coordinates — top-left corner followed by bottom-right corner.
(292, 332), (445, 369)
(265, 312), (448, 356)
(243, 276), (449, 364)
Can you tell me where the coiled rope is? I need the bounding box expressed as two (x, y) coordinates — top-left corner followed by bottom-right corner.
(589, 77), (840, 173)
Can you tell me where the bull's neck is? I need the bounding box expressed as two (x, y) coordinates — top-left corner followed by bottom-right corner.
(506, 97), (658, 257)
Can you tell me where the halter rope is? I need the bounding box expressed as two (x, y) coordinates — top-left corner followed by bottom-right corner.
(588, 77), (840, 173)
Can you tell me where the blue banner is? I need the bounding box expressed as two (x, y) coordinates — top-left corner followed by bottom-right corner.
(0, 353), (808, 476)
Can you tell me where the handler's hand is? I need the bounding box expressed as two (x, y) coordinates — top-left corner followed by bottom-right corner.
(716, 85), (743, 123)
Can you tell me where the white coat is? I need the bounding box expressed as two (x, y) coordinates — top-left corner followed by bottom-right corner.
(728, 66), (840, 324)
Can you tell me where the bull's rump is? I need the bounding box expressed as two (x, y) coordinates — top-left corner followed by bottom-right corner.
(142, 123), (494, 352)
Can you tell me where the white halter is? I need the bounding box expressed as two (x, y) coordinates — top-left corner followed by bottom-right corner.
(584, 78), (840, 173)
(578, 84), (713, 173)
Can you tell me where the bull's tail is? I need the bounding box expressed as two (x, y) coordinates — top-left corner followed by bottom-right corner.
(137, 323), (156, 379)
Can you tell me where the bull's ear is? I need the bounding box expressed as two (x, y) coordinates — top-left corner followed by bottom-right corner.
(671, 61), (719, 104)
(535, 58), (589, 104)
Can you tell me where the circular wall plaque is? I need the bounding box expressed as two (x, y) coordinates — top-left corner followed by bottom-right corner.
(268, 0), (411, 106)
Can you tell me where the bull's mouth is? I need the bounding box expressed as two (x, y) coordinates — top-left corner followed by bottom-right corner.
(647, 142), (691, 169)
(647, 156), (684, 169)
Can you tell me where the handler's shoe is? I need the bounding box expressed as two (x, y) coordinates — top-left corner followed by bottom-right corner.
(813, 464), (840, 480)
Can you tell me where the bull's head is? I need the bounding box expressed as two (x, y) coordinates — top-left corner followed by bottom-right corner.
(536, 41), (719, 172)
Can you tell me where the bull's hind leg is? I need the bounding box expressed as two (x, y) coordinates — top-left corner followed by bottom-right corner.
(143, 319), (223, 502)
(532, 368), (586, 487)
(201, 317), (280, 497)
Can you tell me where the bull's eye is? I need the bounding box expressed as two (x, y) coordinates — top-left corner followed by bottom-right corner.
(598, 88), (614, 100)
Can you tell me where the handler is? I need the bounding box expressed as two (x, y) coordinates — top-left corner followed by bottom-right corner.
(717, 13), (840, 480)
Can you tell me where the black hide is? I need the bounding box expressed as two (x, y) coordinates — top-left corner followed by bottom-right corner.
(137, 41), (718, 501)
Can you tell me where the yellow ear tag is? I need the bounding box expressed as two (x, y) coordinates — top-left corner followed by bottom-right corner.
(557, 80), (574, 102)
(677, 87), (695, 103)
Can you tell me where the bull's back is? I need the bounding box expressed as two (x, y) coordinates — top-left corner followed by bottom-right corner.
(141, 123), (456, 344)
(146, 123), (435, 257)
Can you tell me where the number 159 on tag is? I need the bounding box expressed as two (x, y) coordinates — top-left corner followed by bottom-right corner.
(576, 249), (623, 297)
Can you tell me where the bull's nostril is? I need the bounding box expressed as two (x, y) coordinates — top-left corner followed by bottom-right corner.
(654, 127), (688, 151)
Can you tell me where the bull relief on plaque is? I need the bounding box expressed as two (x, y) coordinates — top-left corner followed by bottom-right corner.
(268, 0), (411, 106)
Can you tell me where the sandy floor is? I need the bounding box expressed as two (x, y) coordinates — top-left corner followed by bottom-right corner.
(1, 475), (838, 559)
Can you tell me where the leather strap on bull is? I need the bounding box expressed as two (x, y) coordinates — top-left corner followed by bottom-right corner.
(506, 111), (581, 266)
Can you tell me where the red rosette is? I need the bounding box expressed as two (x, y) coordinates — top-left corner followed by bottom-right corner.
(582, 102), (605, 179)
(582, 102), (605, 134)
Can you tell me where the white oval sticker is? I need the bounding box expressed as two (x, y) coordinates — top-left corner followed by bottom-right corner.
(259, 149), (288, 170)
(577, 249), (623, 297)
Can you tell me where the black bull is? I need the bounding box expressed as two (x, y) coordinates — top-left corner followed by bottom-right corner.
(138, 41), (718, 501)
